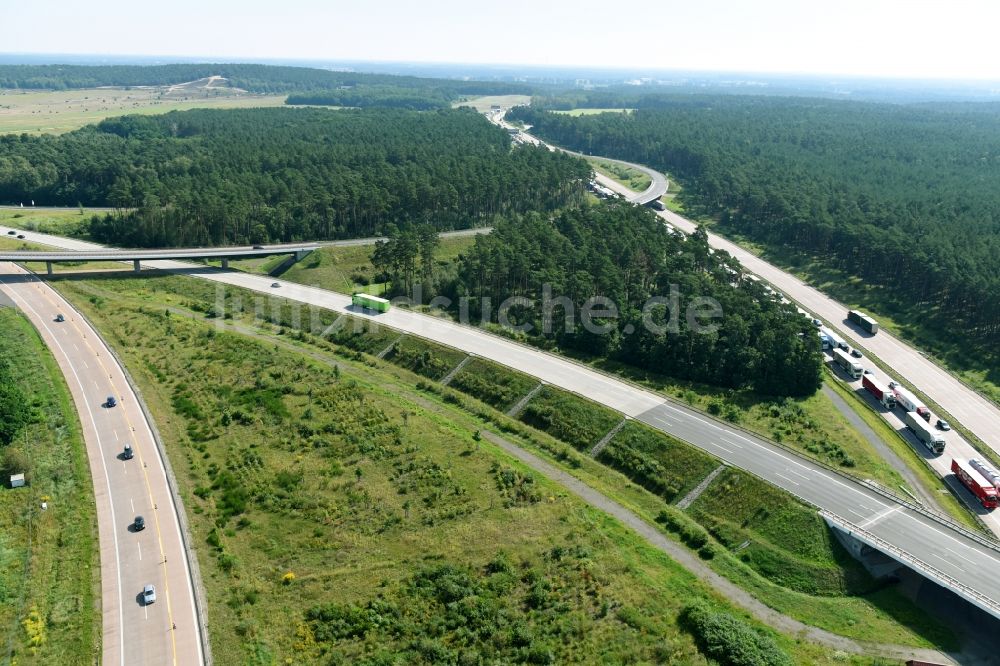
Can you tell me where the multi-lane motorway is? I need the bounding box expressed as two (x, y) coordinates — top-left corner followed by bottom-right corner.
(0, 263), (205, 666)
(4, 220), (999, 619)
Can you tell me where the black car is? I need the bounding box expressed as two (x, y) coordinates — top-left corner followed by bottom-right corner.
(16, 234), (24, 239)
(123, 444), (134, 460)
(133, 515), (145, 531)
(105, 395), (117, 408)
(850, 349), (863, 359)
(252, 244), (264, 249)
(6, 230), (14, 235)
(55, 314), (65, 323)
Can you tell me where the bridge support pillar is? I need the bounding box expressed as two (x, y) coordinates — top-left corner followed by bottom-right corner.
(294, 249), (313, 263)
(221, 258), (229, 270)
(46, 261), (53, 276)
(133, 259), (141, 273)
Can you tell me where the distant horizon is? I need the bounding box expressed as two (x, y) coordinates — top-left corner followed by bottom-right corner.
(4, 0), (1000, 82)
(2, 52), (1000, 87)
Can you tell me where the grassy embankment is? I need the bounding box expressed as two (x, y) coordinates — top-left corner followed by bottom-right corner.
(0, 208), (91, 239)
(586, 157), (652, 192)
(219, 235), (479, 297)
(53, 273), (956, 655)
(0, 308), (99, 664)
(0, 87), (285, 135)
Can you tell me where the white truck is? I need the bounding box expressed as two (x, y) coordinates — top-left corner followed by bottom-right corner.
(832, 348), (863, 379)
(904, 411), (945, 454)
(820, 326), (848, 352)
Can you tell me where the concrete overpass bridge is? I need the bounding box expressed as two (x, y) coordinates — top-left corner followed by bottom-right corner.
(0, 243), (319, 275)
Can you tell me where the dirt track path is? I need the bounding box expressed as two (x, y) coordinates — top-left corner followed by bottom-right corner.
(480, 430), (962, 665)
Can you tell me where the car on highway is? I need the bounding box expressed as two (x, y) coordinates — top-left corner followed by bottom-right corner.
(133, 515), (145, 531)
(16, 234), (24, 239)
(142, 584), (156, 605)
(850, 348), (863, 359)
(937, 419), (951, 431)
(811, 318), (822, 328)
(123, 444), (134, 460)
(271, 282), (280, 288)
(253, 244), (264, 249)
(105, 395), (117, 408)
(55, 314), (65, 322)
(5, 230), (14, 235)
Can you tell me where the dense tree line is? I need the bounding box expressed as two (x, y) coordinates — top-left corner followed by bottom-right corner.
(511, 98), (1000, 354)
(0, 107), (589, 245)
(0, 62), (531, 96)
(425, 204), (822, 397)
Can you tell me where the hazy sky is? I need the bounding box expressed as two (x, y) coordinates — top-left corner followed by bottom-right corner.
(3, 0), (1000, 80)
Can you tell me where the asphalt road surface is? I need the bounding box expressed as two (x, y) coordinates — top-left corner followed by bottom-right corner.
(499, 112), (1000, 459)
(0, 263), (204, 666)
(3, 228), (1000, 618)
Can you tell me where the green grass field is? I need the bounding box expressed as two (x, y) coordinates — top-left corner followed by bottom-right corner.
(48, 273), (959, 655)
(0, 208), (91, 237)
(44, 273), (886, 665)
(553, 108), (634, 117)
(448, 358), (538, 412)
(587, 157), (652, 192)
(0, 87), (286, 135)
(452, 95), (532, 113)
(222, 235), (479, 297)
(0, 309), (99, 665)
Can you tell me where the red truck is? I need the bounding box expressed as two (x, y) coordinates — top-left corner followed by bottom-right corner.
(952, 459), (999, 509)
(862, 375), (896, 409)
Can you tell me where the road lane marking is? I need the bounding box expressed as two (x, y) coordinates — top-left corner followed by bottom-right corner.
(130, 498), (134, 513)
(137, 542), (142, 561)
(932, 552), (966, 572)
(0, 274), (127, 666)
(787, 469), (810, 481)
(858, 505), (901, 529)
(775, 472), (798, 486)
(947, 548), (977, 565)
(847, 509), (865, 519)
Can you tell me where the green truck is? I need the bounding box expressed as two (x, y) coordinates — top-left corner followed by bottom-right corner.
(352, 293), (391, 313)
(848, 309), (878, 334)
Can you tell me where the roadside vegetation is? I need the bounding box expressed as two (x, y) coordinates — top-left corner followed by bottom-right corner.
(586, 157), (652, 191)
(0, 308), (99, 665)
(51, 273), (958, 656)
(50, 274), (850, 665)
(0, 208), (91, 237)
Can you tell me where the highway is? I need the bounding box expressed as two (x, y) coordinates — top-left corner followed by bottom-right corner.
(4, 221), (1000, 618)
(497, 108), (1000, 459)
(0, 263), (205, 666)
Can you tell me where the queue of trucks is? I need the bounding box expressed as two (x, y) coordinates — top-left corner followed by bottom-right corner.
(904, 411), (946, 454)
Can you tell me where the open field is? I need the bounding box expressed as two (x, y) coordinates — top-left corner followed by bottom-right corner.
(44, 273), (886, 665)
(224, 234), (478, 295)
(587, 156), (653, 191)
(453, 94), (531, 112)
(48, 273), (961, 656)
(0, 87), (286, 135)
(553, 108), (634, 116)
(0, 208), (92, 236)
(0, 308), (99, 665)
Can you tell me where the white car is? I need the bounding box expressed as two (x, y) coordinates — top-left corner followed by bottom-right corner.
(143, 584), (156, 605)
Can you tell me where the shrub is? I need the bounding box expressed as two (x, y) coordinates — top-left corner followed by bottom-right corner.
(680, 600), (791, 666)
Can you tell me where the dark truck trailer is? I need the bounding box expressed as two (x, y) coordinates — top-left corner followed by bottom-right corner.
(848, 309), (879, 334)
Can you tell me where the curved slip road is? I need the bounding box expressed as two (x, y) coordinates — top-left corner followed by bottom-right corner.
(0, 263), (205, 666)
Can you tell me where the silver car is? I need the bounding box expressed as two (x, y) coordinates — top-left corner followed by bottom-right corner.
(143, 584), (156, 605)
